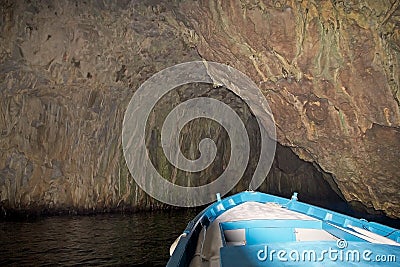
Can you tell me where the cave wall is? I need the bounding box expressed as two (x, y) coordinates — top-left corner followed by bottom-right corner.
(180, 0), (400, 218)
(0, 0), (200, 212)
(0, 0), (399, 218)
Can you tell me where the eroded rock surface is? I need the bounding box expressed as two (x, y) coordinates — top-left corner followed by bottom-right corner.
(0, 0), (399, 218)
(181, 0), (400, 218)
(0, 0), (202, 212)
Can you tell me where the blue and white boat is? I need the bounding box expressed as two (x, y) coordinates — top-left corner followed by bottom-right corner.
(167, 191), (400, 266)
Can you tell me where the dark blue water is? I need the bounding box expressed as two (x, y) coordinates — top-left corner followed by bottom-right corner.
(0, 203), (398, 266)
(0, 210), (197, 266)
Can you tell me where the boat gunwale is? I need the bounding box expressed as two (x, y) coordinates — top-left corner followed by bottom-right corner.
(166, 191), (400, 267)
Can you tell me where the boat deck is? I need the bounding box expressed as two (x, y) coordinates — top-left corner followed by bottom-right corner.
(167, 192), (400, 267)
(189, 201), (341, 267)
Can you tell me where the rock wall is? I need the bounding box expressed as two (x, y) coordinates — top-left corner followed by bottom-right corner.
(0, 0), (399, 218)
(0, 0), (200, 212)
(180, 0), (400, 218)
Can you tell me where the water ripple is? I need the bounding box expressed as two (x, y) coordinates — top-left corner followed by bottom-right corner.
(0, 210), (197, 266)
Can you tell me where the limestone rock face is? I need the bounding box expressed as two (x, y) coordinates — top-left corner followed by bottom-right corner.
(0, 0), (399, 218)
(0, 0), (201, 212)
(181, 0), (400, 217)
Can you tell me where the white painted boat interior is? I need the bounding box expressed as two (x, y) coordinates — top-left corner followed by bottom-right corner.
(187, 201), (399, 267)
(189, 202), (336, 267)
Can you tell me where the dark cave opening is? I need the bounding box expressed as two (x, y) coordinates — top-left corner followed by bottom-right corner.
(145, 82), (399, 228)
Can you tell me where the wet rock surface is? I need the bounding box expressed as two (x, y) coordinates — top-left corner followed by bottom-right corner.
(0, 0), (399, 218)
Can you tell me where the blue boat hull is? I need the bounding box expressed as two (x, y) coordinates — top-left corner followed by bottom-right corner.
(167, 191), (400, 266)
